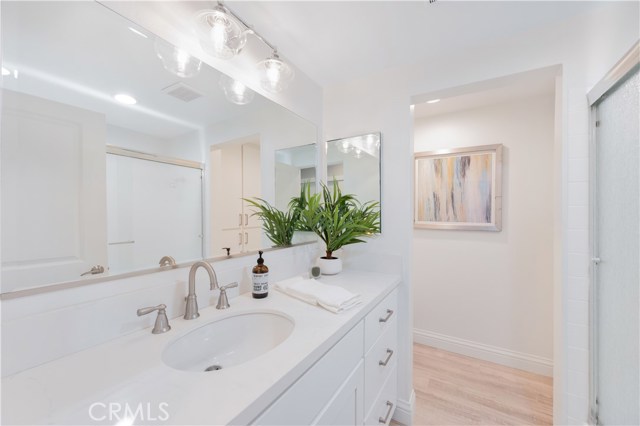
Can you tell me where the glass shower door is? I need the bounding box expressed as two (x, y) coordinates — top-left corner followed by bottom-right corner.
(591, 66), (639, 425)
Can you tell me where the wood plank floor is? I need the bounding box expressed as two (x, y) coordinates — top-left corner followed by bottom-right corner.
(412, 344), (553, 425)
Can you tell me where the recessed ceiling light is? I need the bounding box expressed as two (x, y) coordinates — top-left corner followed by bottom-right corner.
(114, 94), (137, 105)
(426, 99), (441, 104)
(128, 27), (148, 39)
(1, 67), (10, 76)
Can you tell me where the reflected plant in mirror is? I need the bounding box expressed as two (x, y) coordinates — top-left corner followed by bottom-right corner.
(0, 1), (317, 294)
(243, 198), (299, 247)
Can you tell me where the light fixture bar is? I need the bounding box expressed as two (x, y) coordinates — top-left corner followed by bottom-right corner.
(217, 1), (278, 53)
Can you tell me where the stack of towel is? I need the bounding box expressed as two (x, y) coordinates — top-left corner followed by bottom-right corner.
(274, 275), (362, 313)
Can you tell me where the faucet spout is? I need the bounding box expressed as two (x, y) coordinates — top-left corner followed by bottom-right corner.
(184, 261), (219, 320)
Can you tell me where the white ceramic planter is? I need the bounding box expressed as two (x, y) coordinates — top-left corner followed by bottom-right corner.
(318, 257), (342, 275)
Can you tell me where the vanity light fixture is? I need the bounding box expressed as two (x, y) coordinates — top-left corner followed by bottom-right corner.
(195, 2), (295, 94)
(426, 99), (441, 104)
(219, 74), (255, 105)
(154, 37), (202, 79)
(114, 94), (137, 105)
(195, 5), (247, 60)
(257, 52), (295, 94)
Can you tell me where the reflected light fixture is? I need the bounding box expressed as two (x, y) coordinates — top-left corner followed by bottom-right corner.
(114, 94), (137, 105)
(195, 2), (296, 94)
(337, 139), (352, 154)
(426, 99), (440, 104)
(1, 67), (10, 76)
(154, 37), (202, 79)
(353, 147), (364, 159)
(219, 74), (255, 105)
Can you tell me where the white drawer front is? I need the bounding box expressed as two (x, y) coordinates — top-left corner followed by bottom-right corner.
(364, 366), (397, 426)
(364, 289), (398, 352)
(364, 314), (398, 413)
(253, 321), (364, 425)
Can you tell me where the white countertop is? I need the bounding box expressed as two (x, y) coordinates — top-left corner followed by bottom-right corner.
(2, 270), (400, 425)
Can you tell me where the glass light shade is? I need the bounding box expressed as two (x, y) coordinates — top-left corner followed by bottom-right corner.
(154, 38), (202, 78)
(257, 53), (295, 94)
(195, 8), (247, 60)
(219, 74), (255, 105)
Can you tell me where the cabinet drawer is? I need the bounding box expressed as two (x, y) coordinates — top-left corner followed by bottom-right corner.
(252, 321), (364, 425)
(364, 366), (397, 426)
(364, 289), (398, 351)
(363, 315), (397, 413)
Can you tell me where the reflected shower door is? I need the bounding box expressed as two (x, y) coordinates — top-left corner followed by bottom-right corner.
(592, 66), (639, 425)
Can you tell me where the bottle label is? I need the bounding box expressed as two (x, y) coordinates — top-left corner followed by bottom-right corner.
(253, 273), (269, 294)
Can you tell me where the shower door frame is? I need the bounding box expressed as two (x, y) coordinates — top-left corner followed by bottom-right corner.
(587, 40), (639, 426)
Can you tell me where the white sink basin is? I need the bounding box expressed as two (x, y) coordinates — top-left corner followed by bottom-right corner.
(162, 311), (294, 372)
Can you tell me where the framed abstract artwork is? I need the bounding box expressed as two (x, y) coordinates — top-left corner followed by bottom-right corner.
(414, 144), (503, 231)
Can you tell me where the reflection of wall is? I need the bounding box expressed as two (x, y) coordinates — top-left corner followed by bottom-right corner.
(203, 106), (315, 254)
(275, 162), (301, 211)
(413, 94), (555, 374)
(107, 125), (203, 163)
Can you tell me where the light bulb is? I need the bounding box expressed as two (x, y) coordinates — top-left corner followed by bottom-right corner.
(354, 148), (363, 159)
(210, 17), (229, 55)
(257, 53), (294, 94)
(195, 8), (246, 60)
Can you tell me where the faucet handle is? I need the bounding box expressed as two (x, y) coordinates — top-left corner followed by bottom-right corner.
(220, 282), (238, 291)
(216, 282), (238, 310)
(137, 304), (171, 334)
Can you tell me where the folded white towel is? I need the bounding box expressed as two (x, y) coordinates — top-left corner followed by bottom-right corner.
(275, 275), (362, 313)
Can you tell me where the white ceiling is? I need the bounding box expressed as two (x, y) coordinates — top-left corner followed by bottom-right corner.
(227, 1), (605, 87)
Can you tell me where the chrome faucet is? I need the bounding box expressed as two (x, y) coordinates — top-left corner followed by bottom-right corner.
(185, 261), (219, 320)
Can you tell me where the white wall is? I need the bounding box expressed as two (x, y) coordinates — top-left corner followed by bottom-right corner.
(324, 3), (639, 424)
(107, 125), (203, 163)
(412, 94), (555, 375)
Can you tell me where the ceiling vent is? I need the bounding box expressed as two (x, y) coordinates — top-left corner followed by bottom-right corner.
(162, 82), (203, 102)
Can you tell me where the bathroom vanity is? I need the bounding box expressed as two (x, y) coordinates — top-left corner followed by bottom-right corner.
(1, 270), (400, 425)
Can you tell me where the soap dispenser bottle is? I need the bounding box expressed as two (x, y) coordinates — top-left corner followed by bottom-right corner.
(252, 251), (269, 299)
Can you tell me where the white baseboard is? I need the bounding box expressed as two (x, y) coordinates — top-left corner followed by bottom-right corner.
(413, 328), (553, 377)
(392, 390), (415, 425)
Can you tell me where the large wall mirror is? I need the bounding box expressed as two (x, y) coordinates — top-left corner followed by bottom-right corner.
(326, 132), (381, 207)
(0, 1), (316, 293)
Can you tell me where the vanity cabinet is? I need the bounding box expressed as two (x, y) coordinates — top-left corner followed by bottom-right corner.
(252, 288), (398, 426)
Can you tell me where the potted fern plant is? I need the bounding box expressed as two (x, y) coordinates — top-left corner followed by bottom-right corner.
(243, 198), (300, 247)
(296, 182), (380, 275)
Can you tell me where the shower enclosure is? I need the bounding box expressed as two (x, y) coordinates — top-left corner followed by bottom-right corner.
(588, 43), (639, 425)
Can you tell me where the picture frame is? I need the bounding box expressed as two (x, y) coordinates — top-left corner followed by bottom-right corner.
(414, 144), (503, 231)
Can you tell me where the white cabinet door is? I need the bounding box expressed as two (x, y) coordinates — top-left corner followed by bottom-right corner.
(1, 90), (107, 291)
(242, 142), (261, 228)
(312, 361), (364, 426)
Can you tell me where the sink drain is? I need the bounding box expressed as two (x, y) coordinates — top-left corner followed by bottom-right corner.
(204, 364), (223, 372)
